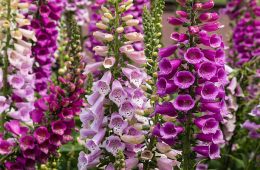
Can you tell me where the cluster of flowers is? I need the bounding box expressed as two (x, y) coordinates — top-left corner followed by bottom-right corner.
(243, 105), (260, 139)
(225, 0), (260, 66)
(84, 0), (148, 63)
(65, 0), (91, 26)
(0, 0), (36, 161)
(29, 0), (65, 95)
(155, 0), (228, 162)
(4, 55), (86, 169)
(78, 0), (151, 169)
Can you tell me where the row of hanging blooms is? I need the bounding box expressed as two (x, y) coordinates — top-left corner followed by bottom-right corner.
(0, 0), (259, 169)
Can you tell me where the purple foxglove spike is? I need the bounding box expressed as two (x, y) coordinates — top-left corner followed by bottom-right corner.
(132, 89), (146, 108)
(173, 94), (195, 111)
(184, 47), (204, 64)
(155, 102), (177, 117)
(93, 71), (112, 95)
(250, 106), (260, 117)
(158, 58), (181, 78)
(189, 26), (200, 35)
(125, 158), (139, 170)
(33, 126), (50, 144)
(157, 158), (176, 170)
(201, 82), (219, 100)
(201, 22), (224, 32)
(158, 45), (178, 58)
(92, 128), (106, 145)
(196, 133), (213, 142)
(22, 149), (36, 160)
(109, 80), (127, 107)
(152, 124), (161, 137)
(119, 101), (135, 119)
(168, 17), (185, 26)
(34, 97), (48, 111)
(122, 67), (145, 88)
(19, 135), (35, 151)
(85, 140), (99, 153)
(86, 91), (101, 106)
(39, 5), (51, 17)
(105, 135), (125, 156)
(51, 120), (67, 135)
(198, 61), (217, 80)
(209, 34), (222, 48)
(209, 143), (220, 159)
(174, 71), (195, 89)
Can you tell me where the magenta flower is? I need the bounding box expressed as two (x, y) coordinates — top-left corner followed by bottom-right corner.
(184, 47), (204, 64)
(158, 45), (178, 58)
(201, 82), (219, 100)
(33, 126), (50, 144)
(198, 61), (217, 80)
(155, 102), (177, 117)
(173, 94), (195, 111)
(174, 71), (195, 89)
(193, 143), (220, 159)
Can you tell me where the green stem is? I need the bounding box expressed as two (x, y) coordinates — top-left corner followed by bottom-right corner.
(245, 142), (260, 170)
(183, 113), (192, 170)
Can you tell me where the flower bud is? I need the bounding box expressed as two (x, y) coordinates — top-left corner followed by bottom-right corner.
(126, 19), (139, 26)
(11, 30), (23, 40)
(104, 13), (113, 20)
(122, 14), (133, 21)
(18, 2), (29, 9)
(176, 10), (188, 18)
(101, 16), (110, 23)
(15, 18), (30, 26)
(119, 5), (126, 12)
(116, 27), (124, 33)
(103, 57), (115, 68)
(124, 0), (133, 6)
(96, 22), (108, 30)
(101, 6), (109, 13)
(156, 142), (171, 153)
(121, 134), (145, 144)
(2, 20), (10, 28)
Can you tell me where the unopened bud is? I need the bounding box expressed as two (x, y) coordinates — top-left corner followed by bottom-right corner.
(126, 19), (139, 26)
(101, 16), (110, 23)
(116, 27), (124, 33)
(96, 22), (108, 30)
(125, 4), (133, 11)
(122, 14), (133, 21)
(119, 5), (126, 12)
(124, 0), (133, 6)
(104, 34), (114, 41)
(153, 72), (158, 78)
(101, 6), (109, 13)
(104, 13), (113, 20)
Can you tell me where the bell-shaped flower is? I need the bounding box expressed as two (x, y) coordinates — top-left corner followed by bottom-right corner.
(158, 58), (181, 78)
(0, 139), (15, 155)
(119, 101), (135, 119)
(159, 122), (183, 140)
(184, 47), (204, 64)
(84, 62), (103, 74)
(198, 61), (217, 80)
(159, 45), (178, 58)
(201, 82), (219, 100)
(93, 46), (108, 56)
(156, 142), (172, 153)
(104, 135), (125, 156)
(77, 151), (101, 170)
(51, 120), (67, 135)
(132, 89), (146, 108)
(209, 34), (222, 48)
(170, 32), (188, 42)
(173, 94), (195, 111)
(196, 129), (224, 144)
(168, 17), (185, 25)
(4, 120), (29, 136)
(174, 71), (195, 89)
(125, 158), (139, 170)
(103, 57), (115, 69)
(125, 50), (146, 65)
(0, 96), (9, 114)
(121, 126), (145, 144)
(109, 113), (128, 135)
(93, 71), (112, 96)
(19, 135), (35, 151)
(33, 126), (50, 144)
(201, 22), (224, 32)
(8, 74), (25, 89)
(124, 32), (143, 42)
(109, 80), (127, 107)
(157, 78), (178, 96)
(155, 102), (177, 117)
(199, 12), (219, 22)
(195, 116), (219, 134)
(193, 143), (220, 159)
(122, 67), (145, 87)
(157, 158), (177, 170)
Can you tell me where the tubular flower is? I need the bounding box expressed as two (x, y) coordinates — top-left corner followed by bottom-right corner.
(154, 0), (227, 168)
(3, 51), (86, 169)
(29, 0), (65, 95)
(0, 0), (36, 165)
(224, 0), (260, 67)
(78, 0), (149, 169)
